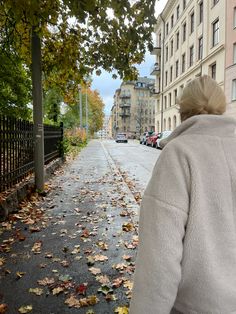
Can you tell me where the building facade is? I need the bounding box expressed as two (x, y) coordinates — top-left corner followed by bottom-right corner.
(152, 0), (226, 132)
(111, 77), (156, 138)
(225, 0), (236, 117)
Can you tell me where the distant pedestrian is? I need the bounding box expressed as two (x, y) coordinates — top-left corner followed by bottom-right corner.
(130, 75), (236, 314)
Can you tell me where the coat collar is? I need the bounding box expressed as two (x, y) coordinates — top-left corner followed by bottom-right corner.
(160, 114), (236, 148)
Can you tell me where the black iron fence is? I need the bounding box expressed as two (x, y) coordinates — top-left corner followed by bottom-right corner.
(0, 116), (63, 193)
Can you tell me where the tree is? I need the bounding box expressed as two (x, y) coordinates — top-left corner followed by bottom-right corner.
(43, 88), (62, 124)
(0, 0), (156, 189)
(0, 51), (31, 119)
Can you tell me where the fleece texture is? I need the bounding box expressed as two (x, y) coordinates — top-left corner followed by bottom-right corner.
(130, 114), (236, 314)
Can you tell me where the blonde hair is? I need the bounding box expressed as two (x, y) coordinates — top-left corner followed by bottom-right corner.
(178, 75), (226, 121)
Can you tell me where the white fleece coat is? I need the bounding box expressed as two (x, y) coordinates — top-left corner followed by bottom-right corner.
(130, 114), (236, 314)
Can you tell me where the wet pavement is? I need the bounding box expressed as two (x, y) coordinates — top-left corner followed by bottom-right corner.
(0, 139), (159, 314)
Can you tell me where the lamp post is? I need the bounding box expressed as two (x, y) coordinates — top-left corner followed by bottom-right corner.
(85, 86), (89, 137)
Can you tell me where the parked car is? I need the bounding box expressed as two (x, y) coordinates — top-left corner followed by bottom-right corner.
(147, 132), (160, 147)
(115, 133), (128, 143)
(140, 131), (154, 145)
(156, 130), (172, 149)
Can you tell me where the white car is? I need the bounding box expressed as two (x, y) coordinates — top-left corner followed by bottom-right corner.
(156, 130), (172, 149)
(115, 133), (128, 143)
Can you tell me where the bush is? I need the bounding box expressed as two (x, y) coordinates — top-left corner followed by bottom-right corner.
(63, 128), (87, 157)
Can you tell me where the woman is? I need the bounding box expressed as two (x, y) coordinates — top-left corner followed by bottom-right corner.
(130, 75), (236, 314)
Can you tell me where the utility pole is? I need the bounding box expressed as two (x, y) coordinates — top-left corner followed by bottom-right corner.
(80, 88), (83, 129)
(32, 27), (44, 191)
(85, 87), (88, 137)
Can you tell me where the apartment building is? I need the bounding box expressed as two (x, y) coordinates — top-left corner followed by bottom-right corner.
(111, 77), (155, 138)
(225, 0), (236, 117)
(152, 0), (225, 132)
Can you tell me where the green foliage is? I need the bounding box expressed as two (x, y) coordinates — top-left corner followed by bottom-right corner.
(0, 51), (31, 119)
(43, 88), (62, 124)
(63, 128), (87, 157)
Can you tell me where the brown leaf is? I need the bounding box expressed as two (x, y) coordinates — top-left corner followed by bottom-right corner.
(96, 275), (110, 285)
(0, 304), (7, 314)
(112, 277), (124, 288)
(65, 295), (80, 308)
(122, 223), (134, 232)
(31, 241), (42, 254)
(0, 258), (6, 267)
(16, 272), (26, 279)
(52, 287), (64, 295)
(29, 288), (44, 296)
(37, 277), (55, 286)
(93, 254), (108, 262)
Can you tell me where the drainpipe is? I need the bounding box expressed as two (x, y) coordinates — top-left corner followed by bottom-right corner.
(160, 13), (165, 132)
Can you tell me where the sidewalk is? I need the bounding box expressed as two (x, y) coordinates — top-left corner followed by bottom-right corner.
(0, 140), (140, 314)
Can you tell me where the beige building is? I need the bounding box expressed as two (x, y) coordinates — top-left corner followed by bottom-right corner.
(152, 0), (226, 132)
(111, 77), (156, 138)
(225, 0), (236, 117)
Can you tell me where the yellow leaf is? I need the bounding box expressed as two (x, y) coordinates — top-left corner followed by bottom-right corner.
(18, 305), (33, 313)
(114, 306), (129, 314)
(52, 287), (64, 295)
(29, 288), (44, 296)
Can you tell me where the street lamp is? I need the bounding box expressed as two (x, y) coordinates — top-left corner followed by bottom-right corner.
(78, 84), (82, 129)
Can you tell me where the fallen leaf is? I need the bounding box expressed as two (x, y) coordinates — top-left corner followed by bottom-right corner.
(59, 274), (72, 282)
(122, 223), (134, 232)
(0, 304), (7, 314)
(52, 287), (64, 295)
(29, 288), (44, 296)
(96, 275), (110, 285)
(80, 295), (99, 307)
(16, 272), (26, 279)
(65, 295), (80, 308)
(89, 267), (101, 275)
(31, 241), (42, 254)
(37, 277), (55, 286)
(105, 293), (117, 302)
(86, 310), (95, 314)
(123, 280), (133, 290)
(96, 241), (108, 250)
(97, 285), (113, 295)
(0, 258), (5, 267)
(86, 256), (95, 266)
(112, 277), (124, 288)
(123, 255), (132, 261)
(18, 305), (33, 313)
(75, 283), (88, 295)
(93, 254), (108, 262)
(114, 306), (129, 314)
(60, 260), (69, 267)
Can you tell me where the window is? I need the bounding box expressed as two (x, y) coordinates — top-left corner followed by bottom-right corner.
(198, 36), (203, 60)
(173, 115), (177, 128)
(190, 12), (194, 33)
(189, 45), (194, 66)
(234, 7), (236, 28)
(234, 43), (236, 64)
(183, 0), (186, 10)
(176, 5), (180, 20)
(169, 93), (172, 107)
(213, 0), (219, 6)
(166, 22), (169, 35)
(164, 96), (167, 109)
(170, 66), (173, 82)
(176, 31), (180, 50)
(232, 79), (236, 101)
(170, 39), (174, 56)
(171, 14), (174, 28)
(211, 63), (216, 80)
(199, 1), (203, 24)
(176, 60), (179, 78)
(165, 71), (168, 86)
(182, 22), (186, 42)
(159, 33), (162, 46)
(182, 53), (186, 73)
(174, 89), (178, 103)
(212, 19), (219, 46)
(166, 45), (168, 62)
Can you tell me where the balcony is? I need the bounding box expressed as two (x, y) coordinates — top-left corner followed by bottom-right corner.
(120, 94), (131, 99)
(119, 112), (131, 118)
(151, 46), (161, 56)
(150, 63), (161, 76)
(120, 102), (131, 108)
(151, 88), (160, 98)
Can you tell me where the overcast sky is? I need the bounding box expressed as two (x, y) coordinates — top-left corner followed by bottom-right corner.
(91, 0), (168, 115)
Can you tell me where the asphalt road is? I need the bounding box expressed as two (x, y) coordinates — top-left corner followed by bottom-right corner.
(102, 139), (161, 193)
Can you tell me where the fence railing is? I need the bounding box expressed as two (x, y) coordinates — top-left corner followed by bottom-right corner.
(0, 116), (63, 193)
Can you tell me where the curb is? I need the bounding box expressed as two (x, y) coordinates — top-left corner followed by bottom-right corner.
(0, 157), (64, 220)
